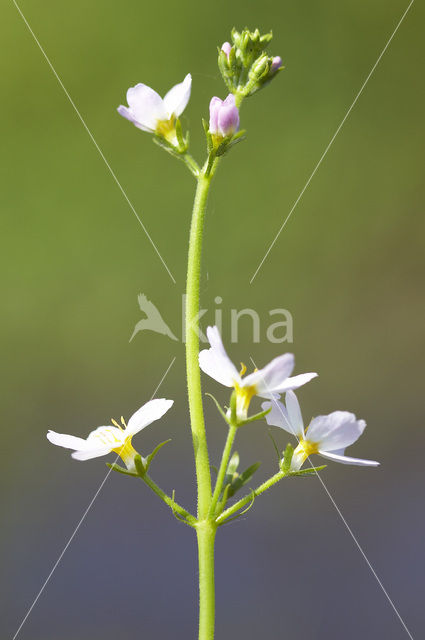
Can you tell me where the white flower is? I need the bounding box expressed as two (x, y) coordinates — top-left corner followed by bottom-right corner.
(117, 74), (192, 144)
(198, 326), (317, 422)
(47, 398), (173, 470)
(262, 391), (379, 470)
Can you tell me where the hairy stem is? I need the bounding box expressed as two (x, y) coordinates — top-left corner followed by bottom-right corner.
(186, 160), (223, 639)
(186, 170), (214, 519)
(216, 469), (286, 525)
(196, 521), (217, 640)
(209, 425), (237, 517)
(140, 473), (196, 525)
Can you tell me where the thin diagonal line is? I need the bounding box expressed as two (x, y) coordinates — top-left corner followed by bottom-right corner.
(150, 356), (177, 397)
(12, 356), (176, 640)
(249, 0), (414, 284)
(12, 471), (113, 640)
(249, 356), (414, 639)
(12, 0), (176, 285)
(313, 472), (414, 639)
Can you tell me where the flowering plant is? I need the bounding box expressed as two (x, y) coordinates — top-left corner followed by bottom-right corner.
(48, 27), (379, 639)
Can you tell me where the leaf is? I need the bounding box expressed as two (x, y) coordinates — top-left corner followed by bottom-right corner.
(226, 130), (247, 151)
(145, 439), (172, 471)
(227, 461), (261, 498)
(229, 391), (237, 425)
(134, 454), (146, 477)
(280, 443), (294, 474)
(219, 490), (256, 526)
(217, 482), (231, 515)
(106, 462), (138, 477)
(222, 451), (240, 491)
(170, 489), (195, 528)
(175, 118), (185, 148)
(228, 451), (240, 475)
(290, 465), (327, 477)
(202, 118), (213, 153)
(267, 431), (281, 463)
(152, 136), (183, 158)
(240, 406), (271, 425)
(205, 393), (230, 425)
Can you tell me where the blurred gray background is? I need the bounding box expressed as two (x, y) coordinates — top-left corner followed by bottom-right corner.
(1, 0), (424, 638)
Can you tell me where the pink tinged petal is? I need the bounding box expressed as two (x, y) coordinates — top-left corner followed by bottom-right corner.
(163, 73), (192, 118)
(117, 105), (136, 123)
(209, 97), (222, 134)
(221, 42), (232, 58)
(262, 400), (301, 437)
(126, 83), (167, 130)
(126, 398), (174, 437)
(271, 56), (282, 72)
(272, 372), (318, 394)
(318, 450), (379, 467)
(307, 412), (366, 451)
(117, 105), (152, 132)
(46, 430), (91, 451)
(217, 94), (239, 137)
(198, 325), (240, 387)
(285, 390), (305, 437)
(244, 353), (294, 393)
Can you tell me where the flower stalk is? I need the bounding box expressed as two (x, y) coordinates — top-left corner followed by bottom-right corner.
(208, 423), (238, 518)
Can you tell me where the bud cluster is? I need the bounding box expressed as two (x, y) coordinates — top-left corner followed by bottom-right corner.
(218, 28), (283, 102)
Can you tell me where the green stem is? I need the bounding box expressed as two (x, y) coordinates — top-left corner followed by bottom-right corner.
(197, 521), (217, 640)
(186, 161), (221, 640)
(186, 170), (215, 519)
(216, 469), (286, 525)
(182, 152), (201, 177)
(209, 425), (237, 517)
(140, 473), (196, 526)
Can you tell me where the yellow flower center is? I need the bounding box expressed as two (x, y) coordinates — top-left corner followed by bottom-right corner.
(291, 437), (319, 470)
(108, 418), (138, 469)
(155, 117), (177, 143)
(234, 383), (256, 422)
(112, 437), (138, 469)
(231, 362), (260, 421)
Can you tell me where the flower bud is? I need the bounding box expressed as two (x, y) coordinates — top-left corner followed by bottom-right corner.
(250, 54), (269, 79)
(209, 94), (240, 138)
(271, 56), (282, 72)
(221, 41), (232, 58)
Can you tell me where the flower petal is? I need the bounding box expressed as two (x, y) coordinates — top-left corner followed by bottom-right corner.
(117, 105), (136, 123)
(47, 430), (91, 451)
(117, 105), (152, 132)
(243, 354), (294, 394)
(163, 73), (192, 118)
(307, 411), (366, 451)
(262, 399), (303, 437)
(126, 398), (174, 436)
(209, 97), (222, 134)
(72, 447), (113, 461)
(221, 42), (232, 57)
(318, 450), (379, 466)
(126, 83), (167, 130)
(285, 390), (305, 437)
(199, 326), (240, 387)
(271, 372), (318, 394)
(217, 94), (239, 137)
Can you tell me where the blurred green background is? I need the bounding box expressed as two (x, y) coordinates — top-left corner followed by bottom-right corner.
(2, 0), (424, 638)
